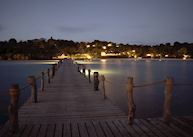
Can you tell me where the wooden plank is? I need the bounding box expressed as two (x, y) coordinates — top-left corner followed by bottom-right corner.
(119, 119), (139, 137)
(98, 121), (114, 137)
(157, 118), (192, 137)
(172, 118), (193, 136)
(0, 124), (9, 137)
(11, 124), (26, 137)
(20, 124), (33, 137)
(37, 124), (47, 137)
(91, 121), (105, 137)
(147, 118), (176, 137)
(54, 124), (62, 137)
(63, 122), (71, 137)
(71, 121), (80, 137)
(77, 122), (89, 137)
(46, 124), (55, 137)
(139, 119), (166, 137)
(28, 124), (41, 137)
(135, 119), (157, 137)
(85, 121), (97, 137)
(112, 120), (131, 137)
(105, 120), (122, 137)
(131, 120), (149, 137)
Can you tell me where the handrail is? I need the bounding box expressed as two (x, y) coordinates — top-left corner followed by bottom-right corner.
(134, 80), (165, 88)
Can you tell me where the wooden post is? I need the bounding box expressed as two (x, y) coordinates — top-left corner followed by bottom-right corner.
(88, 69), (91, 83)
(82, 66), (86, 75)
(8, 84), (20, 133)
(27, 76), (38, 103)
(47, 68), (50, 84)
(41, 72), (45, 92)
(101, 75), (106, 99)
(77, 65), (80, 73)
(93, 72), (99, 91)
(128, 77), (136, 125)
(163, 77), (174, 124)
(51, 64), (55, 78)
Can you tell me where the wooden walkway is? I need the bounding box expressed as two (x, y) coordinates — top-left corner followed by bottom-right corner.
(0, 59), (193, 137)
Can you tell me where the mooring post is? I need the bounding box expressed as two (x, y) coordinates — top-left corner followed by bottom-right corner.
(82, 65), (86, 75)
(93, 72), (99, 91)
(128, 77), (136, 125)
(88, 69), (91, 83)
(163, 77), (174, 124)
(41, 72), (45, 92)
(51, 64), (55, 78)
(77, 64), (80, 72)
(8, 84), (20, 133)
(28, 76), (38, 103)
(101, 75), (106, 99)
(47, 68), (50, 84)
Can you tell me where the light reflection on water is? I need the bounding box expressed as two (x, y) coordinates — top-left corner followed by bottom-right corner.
(75, 59), (193, 118)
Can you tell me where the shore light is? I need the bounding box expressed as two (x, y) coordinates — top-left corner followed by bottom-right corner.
(102, 46), (107, 49)
(101, 52), (106, 56)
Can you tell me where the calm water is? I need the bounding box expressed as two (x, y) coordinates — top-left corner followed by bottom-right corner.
(0, 60), (58, 124)
(75, 59), (193, 118)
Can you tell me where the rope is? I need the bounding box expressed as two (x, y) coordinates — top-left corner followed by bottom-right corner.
(174, 83), (193, 86)
(35, 75), (42, 80)
(134, 80), (165, 88)
(105, 80), (113, 85)
(20, 84), (31, 93)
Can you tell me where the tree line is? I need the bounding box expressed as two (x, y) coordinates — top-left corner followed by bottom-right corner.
(0, 37), (193, 60)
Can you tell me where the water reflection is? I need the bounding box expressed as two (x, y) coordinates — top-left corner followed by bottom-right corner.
(76, 59), (193, 118)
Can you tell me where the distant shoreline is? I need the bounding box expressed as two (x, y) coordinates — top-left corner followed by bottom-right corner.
(0, 57), (193, 61)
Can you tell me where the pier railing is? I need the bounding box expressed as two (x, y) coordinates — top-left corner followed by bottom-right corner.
(76, 62), (193, 125)
(2, 60), (193, 132)
(1, 60), (63, 132)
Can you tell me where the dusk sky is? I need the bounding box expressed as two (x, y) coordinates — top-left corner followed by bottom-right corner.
(0, 0), (193, 44)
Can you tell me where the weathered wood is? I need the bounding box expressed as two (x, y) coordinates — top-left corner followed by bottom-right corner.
(51, 64), (55, 79)
(93, 72), (99, 91)
(47, 69), (51, 84)
(1, 59), (192, 137)
(128, 77), (136, 125)
(8, 84), (20, 133)
(101, 75), (106, 99)
(163, 77), (174, 124)
(82, 65), (86, 76)
(88, 69), (91, 83)
(1, 118), (193, 137)
(27, 76), (38, 103)
(41, 72), (45, 92)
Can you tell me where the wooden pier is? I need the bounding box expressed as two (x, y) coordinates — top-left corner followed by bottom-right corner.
(0, 59), (193, 137)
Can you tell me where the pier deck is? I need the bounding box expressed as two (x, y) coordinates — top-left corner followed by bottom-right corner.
(0, 59), (193, 137)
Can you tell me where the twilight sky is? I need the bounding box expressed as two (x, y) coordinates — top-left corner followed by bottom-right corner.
(0, 0), (193, 44)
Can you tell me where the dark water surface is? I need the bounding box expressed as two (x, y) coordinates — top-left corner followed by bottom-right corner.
(76, 59), (193, 118)
(0, 60), (58, 124)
